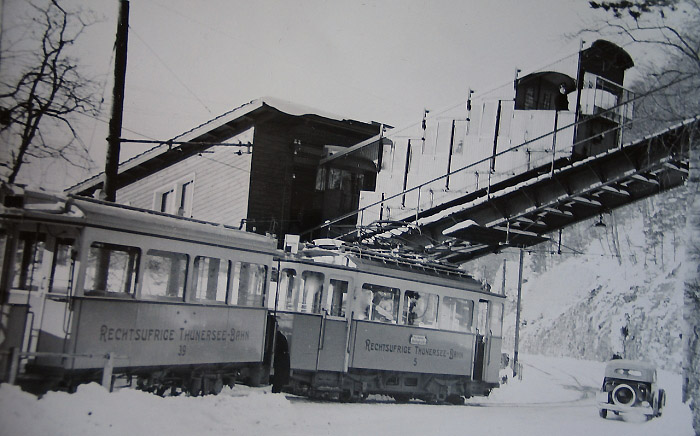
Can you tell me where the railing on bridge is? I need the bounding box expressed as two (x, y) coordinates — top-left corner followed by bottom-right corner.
(354, 96), (632, 235)
(302, 81), (693, 263)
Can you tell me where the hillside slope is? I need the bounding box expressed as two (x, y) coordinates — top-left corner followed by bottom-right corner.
(472, 185), (688, 371)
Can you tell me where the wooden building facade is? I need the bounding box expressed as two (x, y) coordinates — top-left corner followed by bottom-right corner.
(68, 98), (384, 243)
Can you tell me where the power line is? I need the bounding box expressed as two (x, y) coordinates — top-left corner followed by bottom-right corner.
(196, 152), (252, 173)
(128, 26), (214, 115)
(119, 138), (252, 147)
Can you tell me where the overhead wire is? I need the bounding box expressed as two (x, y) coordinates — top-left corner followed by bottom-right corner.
(128, 26), (214, 115)
(139, 0), (391, 113)
(384, 46), (584, 140)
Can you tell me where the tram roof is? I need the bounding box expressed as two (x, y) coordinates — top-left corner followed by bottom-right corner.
(285, 242), (495, 293)
(1, 184), (277, 253)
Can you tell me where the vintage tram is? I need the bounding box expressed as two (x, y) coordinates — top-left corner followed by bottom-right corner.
(0, 184), (505, 403)
(0, 184), (278, 395)
(268, 239), (505, 403)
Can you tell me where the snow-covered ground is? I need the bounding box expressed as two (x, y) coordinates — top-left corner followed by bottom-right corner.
(0, 354), (693, 436)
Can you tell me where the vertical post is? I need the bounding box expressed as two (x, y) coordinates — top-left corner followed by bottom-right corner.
(572, 39), (585, 145)
(102, 352), (114, 391)
(377, 125), (384, 172)
(551, 110), (559, 176)
(379, 193), (385, 221)
(491, 100), (502, 173)
(501, 258), (507, 296)
(402, 140), (411, 207)
(104, 0), (130, 202)
(7, 347), (20, 385)
(446, 119), (456, 190)
(513, 249), (524, 377)
(415, 186), (421, 223)
(421, 109), (429, 153)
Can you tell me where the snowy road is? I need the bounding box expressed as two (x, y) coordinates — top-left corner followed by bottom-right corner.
(0, 355), (694, 435)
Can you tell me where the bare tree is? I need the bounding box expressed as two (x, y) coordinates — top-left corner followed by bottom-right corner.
(0, 0), (100, 184)
(588, 1), (699, 134)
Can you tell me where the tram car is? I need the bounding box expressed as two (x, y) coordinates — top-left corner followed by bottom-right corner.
(268, 238), (505, 403)
(0, 184), (278, 395)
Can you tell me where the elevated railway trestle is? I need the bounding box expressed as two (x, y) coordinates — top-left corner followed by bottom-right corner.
(305, 40), (699, 266)
(327, 115), (698, 266)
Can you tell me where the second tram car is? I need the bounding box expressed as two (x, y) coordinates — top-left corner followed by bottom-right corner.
(268, 239), (505, 403)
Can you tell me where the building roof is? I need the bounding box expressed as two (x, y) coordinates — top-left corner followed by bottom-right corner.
(67, 97), (382, 196)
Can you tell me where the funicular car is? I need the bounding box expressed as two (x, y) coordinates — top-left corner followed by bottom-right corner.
(597, 359), (665, 420)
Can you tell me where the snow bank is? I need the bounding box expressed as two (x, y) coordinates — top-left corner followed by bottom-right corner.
(0, 355), (693, 436)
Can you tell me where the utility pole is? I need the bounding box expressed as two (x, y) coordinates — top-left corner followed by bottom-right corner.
(501, 258), (507, 295)
(513, 248), (524, 377)
(104, 0), (129, 202)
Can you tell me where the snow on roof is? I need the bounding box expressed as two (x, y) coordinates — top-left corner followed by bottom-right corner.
(365, 114), (700, 243)
(66, 97), (378, 194)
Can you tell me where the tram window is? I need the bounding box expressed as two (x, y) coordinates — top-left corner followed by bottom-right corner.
(0, 231), (6, 283)
(300, 271), (324, 314)
(490, 302), (504, 337)
(267, 267), (279, 309)
(49, 239), (75, 294)
(142, 249), (188, 299)
(276, 268), (297, 310)
(12, 232), (46, 290)
(231, 262), (267, 307)
(360, 284), (399, 323)
(402, 290), (438, 328)
(328, 279), (348, 317)
(439, 297), (474, 332)
(476, 300), (489, 335)
(85, 242), (140, 295)
(192, 256), (229, 302)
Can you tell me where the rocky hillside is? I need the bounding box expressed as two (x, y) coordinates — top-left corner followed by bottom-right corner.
(470, 185), (688, 371)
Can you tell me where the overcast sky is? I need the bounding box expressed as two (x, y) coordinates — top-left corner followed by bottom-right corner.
(5, 0), (640, 188)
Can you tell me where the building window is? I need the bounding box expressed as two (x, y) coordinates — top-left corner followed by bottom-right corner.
(541, 91), (552, 110)
(154, 175), (195, 217)
(524, 87), (535, 109)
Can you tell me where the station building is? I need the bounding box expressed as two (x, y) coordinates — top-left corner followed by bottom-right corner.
(68, 97), (387, 245)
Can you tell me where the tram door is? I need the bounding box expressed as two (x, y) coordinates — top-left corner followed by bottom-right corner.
(284, 270), (351, 373)
(316, 278), (351, 371)
(473, 299), (490, 381)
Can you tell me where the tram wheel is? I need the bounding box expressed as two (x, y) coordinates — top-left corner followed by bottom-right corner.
(446, 394), (464, 405)
(392, 393), (411, 403)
